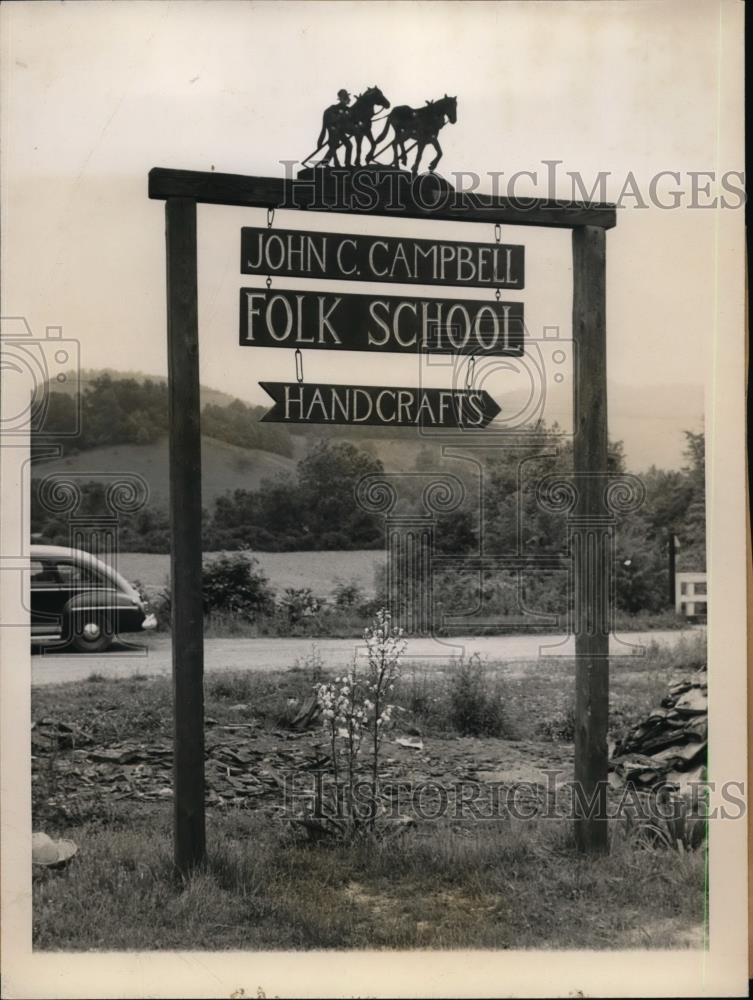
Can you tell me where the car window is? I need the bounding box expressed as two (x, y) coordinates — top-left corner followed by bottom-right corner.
(30, 559), (57, 585)
(54, 561), (102, 586)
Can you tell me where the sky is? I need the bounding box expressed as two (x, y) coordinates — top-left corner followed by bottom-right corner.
(1, 0), (744, 467)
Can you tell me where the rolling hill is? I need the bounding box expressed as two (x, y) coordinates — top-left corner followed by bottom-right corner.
(32, 435), (297, 509)
(31, 369), (704, 520)
(53, 369), (240, 410)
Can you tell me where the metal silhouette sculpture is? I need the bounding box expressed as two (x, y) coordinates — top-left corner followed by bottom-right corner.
(305, 86), (391, 168)
(369, 94), (457, 175)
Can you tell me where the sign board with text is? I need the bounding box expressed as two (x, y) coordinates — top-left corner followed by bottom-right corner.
(240, 288), (524, 355)
(241, 227), (525, 289)
(259, 381), (501, 428)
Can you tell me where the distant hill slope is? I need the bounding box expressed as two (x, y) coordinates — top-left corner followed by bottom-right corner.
(36, 370), (703, 490)
(30, 430), (444, 514)
(32, 435), (297, 509)
(446, 379), (703, 472)
(609, 382), (704, 472)
(54, 369), (239, 410)
(266, 380), (704, 471)
(35, 369), (294, 461)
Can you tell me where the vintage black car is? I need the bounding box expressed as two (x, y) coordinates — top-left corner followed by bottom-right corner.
(30, 544), (157, 652)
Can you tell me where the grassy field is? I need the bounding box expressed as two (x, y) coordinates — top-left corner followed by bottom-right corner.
(116, 549), (385, 600)
(116, 550), (688, 640)
(31, 632), (707, 951)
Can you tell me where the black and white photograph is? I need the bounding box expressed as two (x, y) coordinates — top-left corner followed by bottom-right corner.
(0, 2), (747, 997)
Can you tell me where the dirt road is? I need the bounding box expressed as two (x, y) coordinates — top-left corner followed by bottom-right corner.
(31, 629), (699, 686)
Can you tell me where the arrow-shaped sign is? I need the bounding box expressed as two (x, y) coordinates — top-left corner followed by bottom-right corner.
(259, 382), (501, 429)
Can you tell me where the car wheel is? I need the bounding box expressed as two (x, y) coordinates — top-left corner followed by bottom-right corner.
(67, 613), (114, 653)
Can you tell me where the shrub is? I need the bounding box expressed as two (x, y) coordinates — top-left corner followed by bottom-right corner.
(537, 697), (577, 742)
(448, 654), (507, 737)
(400, 666), (436, 725)
(332, 579), (364, 608)
(202, 552), (275, 619)
(279, 587), (322, 624)
(294, 645), (325, 683)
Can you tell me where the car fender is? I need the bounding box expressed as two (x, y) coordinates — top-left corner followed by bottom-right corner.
(63, 589), (141, 618)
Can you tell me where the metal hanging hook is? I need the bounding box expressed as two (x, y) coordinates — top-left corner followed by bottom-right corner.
(294, 347), (304, 384)
(265, 209), (276, 289)
(494, 225), (502, 302)
(465, 354), (476, 391)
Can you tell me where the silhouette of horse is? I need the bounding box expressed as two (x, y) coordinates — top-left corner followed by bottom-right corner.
(316, 86), (391, 167)
(369, 95), (457, 174)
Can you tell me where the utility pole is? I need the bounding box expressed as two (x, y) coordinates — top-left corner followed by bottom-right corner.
(667, 531), (676, 610)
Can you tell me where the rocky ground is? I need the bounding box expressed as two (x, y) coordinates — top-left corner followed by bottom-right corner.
(32, 712), (576, 828)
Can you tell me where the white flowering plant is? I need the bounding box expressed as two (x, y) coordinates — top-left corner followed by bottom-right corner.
(312, 609), (406, 833)
(315, 658), (366, 807)
(363, 609), (407, 825)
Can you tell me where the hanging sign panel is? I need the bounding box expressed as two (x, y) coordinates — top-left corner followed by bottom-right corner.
(259, 382), (501, 429)
(241, 227), (525, 289)
(240, 289), (524, 355)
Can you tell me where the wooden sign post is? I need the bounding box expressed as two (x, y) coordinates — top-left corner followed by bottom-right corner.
(164, 197), (206, 872)
(150, 167), (616, 869)
(571, 225), (609, 853)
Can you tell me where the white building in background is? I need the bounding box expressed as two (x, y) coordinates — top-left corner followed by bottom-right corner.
(675, 571), (707, 621)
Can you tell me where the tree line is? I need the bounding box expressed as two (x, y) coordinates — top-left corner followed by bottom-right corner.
(32, 374), (293, 458)
(31, 426), (706, 616)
